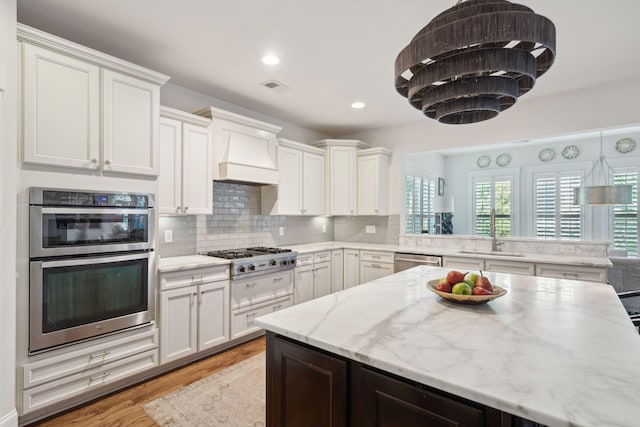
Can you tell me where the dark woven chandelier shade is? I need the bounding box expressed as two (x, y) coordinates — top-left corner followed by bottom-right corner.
(395, 0), (556, 124)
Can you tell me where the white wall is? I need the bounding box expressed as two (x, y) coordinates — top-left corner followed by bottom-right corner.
(345, 76), (640, 217)
(0, 0), (18, 425)
(161, 82), (330, 143)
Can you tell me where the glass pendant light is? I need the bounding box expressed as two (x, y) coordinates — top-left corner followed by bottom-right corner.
(573, 132), (632, 205)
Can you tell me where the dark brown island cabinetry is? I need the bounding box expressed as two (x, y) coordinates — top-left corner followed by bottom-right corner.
(266, 332), (542, 427)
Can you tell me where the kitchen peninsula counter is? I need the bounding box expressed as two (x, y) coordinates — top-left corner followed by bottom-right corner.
(256, 266), (639, 427)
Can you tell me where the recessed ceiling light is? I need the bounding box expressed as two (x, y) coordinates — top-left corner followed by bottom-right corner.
(351, 101), (365, 109)
(262, 55), (280, 65)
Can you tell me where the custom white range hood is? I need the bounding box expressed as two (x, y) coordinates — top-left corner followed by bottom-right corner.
(195, 107), (282, 185)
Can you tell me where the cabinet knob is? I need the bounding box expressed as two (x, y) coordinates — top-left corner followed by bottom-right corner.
(104, 160), (112, 166)
(176, 206), (181, 213)
(184, 206), (189, 211)
(91, 158), (97, 163)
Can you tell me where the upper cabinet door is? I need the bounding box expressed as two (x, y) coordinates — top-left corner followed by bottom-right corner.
(181, 122), (213, 214)
(277, 146), (304, 214)
(328, 146), (356, 215)
(158, 117), (183, 215)
(102, 69), (160, 176)
(22, 44), (100, 169)
(303, 152), (324, 215)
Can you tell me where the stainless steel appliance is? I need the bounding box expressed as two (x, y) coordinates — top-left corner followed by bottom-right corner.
(29, 188), (155, 353)
(205, 246), (298, 279)
(394, 252), (442, 272)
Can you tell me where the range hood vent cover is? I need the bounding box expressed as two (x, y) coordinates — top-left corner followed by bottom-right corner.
(194, 107), (283, 185)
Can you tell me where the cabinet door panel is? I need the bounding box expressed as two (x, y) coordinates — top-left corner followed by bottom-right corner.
(360, 262), (394, 283)
(198, 281), (230, 351)
(160, 287), (197, 364)
(303, 152), (325, 215)
(103, 69), (159, 175)
(269, 336), (347, 427)
(158, 117), (183, 214)
(356, 366), (484, 427)
(22, 44), (100, 169)
(182, 123), (213, 214)
(357, 155), (379, 215)
(314, 262), (331, 299)
(331, 250), (344, 293)
(294, 266), (314, 304)
(329, 147), (355, 215)
(278, 146), (303, 214)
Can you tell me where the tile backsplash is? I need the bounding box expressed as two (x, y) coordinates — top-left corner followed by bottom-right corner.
(158, 182), (334, 257)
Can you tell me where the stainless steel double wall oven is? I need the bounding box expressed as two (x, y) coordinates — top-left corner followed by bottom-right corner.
(29, 188), (156, 353)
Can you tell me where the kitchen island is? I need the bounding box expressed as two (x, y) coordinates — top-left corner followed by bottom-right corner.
(255, 266), (640, 427)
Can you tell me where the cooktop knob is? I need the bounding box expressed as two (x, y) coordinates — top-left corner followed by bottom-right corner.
(238, 265), (246, 273)
(248, 264), (256, 271)
(270, 259), (277, 266)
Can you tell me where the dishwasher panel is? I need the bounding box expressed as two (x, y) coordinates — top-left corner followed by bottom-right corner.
(393, 252), (442, 273)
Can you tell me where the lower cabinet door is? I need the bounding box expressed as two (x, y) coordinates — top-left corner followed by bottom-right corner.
(354, 365), (485, 427)
(269, 335), (347, 427)
(198, 280), (230, 351)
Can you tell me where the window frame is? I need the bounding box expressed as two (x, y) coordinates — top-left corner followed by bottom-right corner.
(404, 174), (437, 234)
(468, 168), (520, 237)
(610, 166), (638, 256)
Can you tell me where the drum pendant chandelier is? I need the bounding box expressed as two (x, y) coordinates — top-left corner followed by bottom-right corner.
(394, 0), (556, 125)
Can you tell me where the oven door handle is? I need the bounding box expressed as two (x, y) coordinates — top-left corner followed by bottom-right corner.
(39, 207), (151, 215)
(38, 252), (150, 268)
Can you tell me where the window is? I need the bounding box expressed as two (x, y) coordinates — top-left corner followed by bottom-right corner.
(405, 175), (436, 234)
(534, 172), (582, 239)
(613, 169), (638, 256)
(473, 177), (512, 237)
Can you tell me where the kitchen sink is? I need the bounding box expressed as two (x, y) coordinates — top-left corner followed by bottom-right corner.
(458, 251), (525, 257)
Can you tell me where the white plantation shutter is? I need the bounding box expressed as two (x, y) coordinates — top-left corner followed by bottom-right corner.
(405, 175), (436, 234)
(613, 169), (638, 256)
(473, 177), (512, 237)
(534, 172), (582, 239)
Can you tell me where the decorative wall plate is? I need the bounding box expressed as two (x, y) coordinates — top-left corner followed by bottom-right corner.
(561, 145), (580, 159)
(538, 148), (555, 162)
(496, 153), (511, 167)
(615, 138), (636, 154)
(476, 155), (491, 168)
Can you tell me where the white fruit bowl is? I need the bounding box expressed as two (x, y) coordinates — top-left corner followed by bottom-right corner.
(426, 280), (507, 305)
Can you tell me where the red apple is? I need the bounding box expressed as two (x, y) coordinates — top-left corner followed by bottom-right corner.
(472, 286), (493, 295)
(436, 278), (453, 293)
(446, 270), (466, 285)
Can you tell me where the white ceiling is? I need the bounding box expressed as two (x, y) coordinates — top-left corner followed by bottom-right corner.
(16, 0), (640, 137)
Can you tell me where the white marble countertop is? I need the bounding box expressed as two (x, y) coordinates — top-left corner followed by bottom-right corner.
(283, 241), (612, 268)
(158, 255), (230, 273)
(256, 266), (640, 427)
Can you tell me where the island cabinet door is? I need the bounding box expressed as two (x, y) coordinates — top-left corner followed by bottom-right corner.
(267, 334), (347, 427)
(352, 364), (504, 427)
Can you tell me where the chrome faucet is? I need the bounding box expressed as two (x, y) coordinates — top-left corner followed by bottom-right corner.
(489, 209), (499, 252)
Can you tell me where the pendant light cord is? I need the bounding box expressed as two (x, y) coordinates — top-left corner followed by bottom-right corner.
(583, 131), (614, 185)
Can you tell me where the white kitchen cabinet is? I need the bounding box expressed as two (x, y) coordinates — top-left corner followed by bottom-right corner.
(159, 266), (230, 364)
(357, 148), (391, 215)
(484, 259), (535, 276)
(344, 249), (361, 288)
(294, 252), (331, 303)
(231, 295), (293, 340)
(21, 43), (100, 170)
(18, 24), (169, 175)
(159, 107), (213, 215)
(262, 139), (325, 215)
(359, 250), (394, 283)
(21, 328), (157, 414)
(102, 70), (160, 175)
(312, 140), (370, 215)
(535, 263), (607, 283)
(294, 264), (315, 304)
(331, 249), (344, 293)
(442, 256), (485, 271)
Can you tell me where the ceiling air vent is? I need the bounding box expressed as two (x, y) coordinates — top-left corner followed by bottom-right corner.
(261, 80), (291, 93)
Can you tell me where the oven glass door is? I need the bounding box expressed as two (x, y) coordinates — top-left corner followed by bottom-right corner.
(30, 206), (153, 257)
(30, 252), (152, 352)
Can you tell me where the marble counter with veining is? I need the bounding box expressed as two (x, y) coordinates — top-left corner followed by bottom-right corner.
(283, 241), (612, 268)
(157, 255), (230, 273)
(256, 266), (639, 427)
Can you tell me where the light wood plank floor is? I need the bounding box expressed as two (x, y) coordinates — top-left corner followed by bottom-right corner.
(27, 337), (266, 427)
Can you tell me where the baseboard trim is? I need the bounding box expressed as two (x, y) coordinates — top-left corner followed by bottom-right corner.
(0, 408), (18, 427)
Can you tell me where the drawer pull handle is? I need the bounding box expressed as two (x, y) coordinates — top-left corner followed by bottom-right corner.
(372, 256), (380, 259)
(90, 372), (110, 381)
(563, 272), (578, 278)
(245, 282), (258, 288)
(372, 264), (381, 268)
(246, 312), (258, 319)
(273, 304), (283, 311)
(273, 277), (283, 282)
(89, 350), (111, 359)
